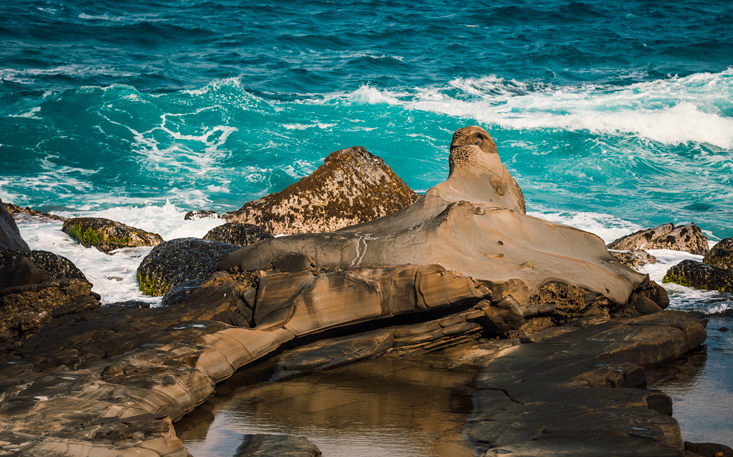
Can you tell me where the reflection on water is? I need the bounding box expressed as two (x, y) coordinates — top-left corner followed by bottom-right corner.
(650, 316), (733, 448)
(177, 354), (478, 457)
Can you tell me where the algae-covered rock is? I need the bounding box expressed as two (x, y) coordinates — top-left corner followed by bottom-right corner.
(703, 238), (733, 271)
(608, 222), (709, 255)
(663, 259), (733, 293)
(203, 222), (273, 246)
(62, 217), (163, 254)
(136, 238), (240, 296)
(224, 146), (420, 235)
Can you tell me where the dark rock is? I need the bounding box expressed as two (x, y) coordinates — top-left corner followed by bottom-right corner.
(2, 200), (66, 223)
(62, 217), (163, 254)
(608, 223), (709, 255)
(223, 146), (420, 235)
(234, 434), (322, 457)
(719, 327), (729, 332)
(630, 277), (671, 311)
(107, 300), (151, 309)
(663, 260), (733, 293)
(685, 441), (733, 457)
(704, 238), (733, 271)
(184, 210), (219, 220)
(136, 238), (240, 296)
(203, 222), (273, 246)
(162, 279), (206, 307)
(0, 198), (29, 251)
(0, 249), (87, 290)
(611, 249), (658, 270)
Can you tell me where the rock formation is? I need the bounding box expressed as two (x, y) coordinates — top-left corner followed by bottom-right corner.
(608, 223), (709, 255)
(663, 238), (733, 293)
(610, 249), (657, 271)
(2, 200), (66, 223)
(233, 435), (322, 457)
(703, 238), (733, 270)
(62, 217), (163, 254)
(224, 146), (420, 235)
(184, 210), (218, 220)
(203, 222), (273, 246)
(0, 198), (30, 251)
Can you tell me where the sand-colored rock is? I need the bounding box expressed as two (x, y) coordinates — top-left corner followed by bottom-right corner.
(608, 223), (709, 255)
(0, 199), (29, 251)
(62, 217), (163, 254)
(224, 146), (420, 235)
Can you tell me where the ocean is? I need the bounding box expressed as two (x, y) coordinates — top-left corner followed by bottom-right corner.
(1, 0), (732, 448)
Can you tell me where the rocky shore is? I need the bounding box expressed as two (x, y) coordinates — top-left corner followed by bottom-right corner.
(1, 128), (730, 457)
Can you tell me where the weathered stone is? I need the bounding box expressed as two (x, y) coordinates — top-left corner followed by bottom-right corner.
(703, 238), (733, 271)
(663, 260), (733, 293)
(611, 249), (658, 270)
(685, 441), (733, 457)
(608, 223), (709, 255)
(233, 434), (322, 457)
(136, 238), (240, 296)
(203, 222), (273, 246)
(2, 200), (66, 223)
(0, 249), (87, 289)
(224, 146), (420, 235)
(0, 198), (29, 251)
(184, 210), (218, 220)
(62, 217), (163, 254)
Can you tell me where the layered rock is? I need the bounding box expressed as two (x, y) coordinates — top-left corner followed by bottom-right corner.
(62, 217), (163, 254)
(663, 260), (733, 293)
(2, 200), (66, 223)
(136, 238), (241, 296)
(0, 198), (29, 251)
(610, 249), (657, 271)
(224, 146), (420, 234)
(608, 223), (709, 255)
(203, 222), (273, 246)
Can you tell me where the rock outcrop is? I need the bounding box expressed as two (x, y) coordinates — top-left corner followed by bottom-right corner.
(136, 238), (240, 296)
(62, 217), (163, 254)
(0, 199), (30, 251)
(608, 223), (709, 255)
(233, 434), (322, 457)
(184, 210), (218, 220)
(610, 249), (658, 271)
(224, 146), (420, 235)
(703, 238), (733, 270)
(663, 259), (733, 293)
(2, 200), (66, 223)
(203, 222), (273, 246)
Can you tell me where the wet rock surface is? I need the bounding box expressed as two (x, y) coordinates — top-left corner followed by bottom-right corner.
(703, 238), (733, 271)
(611, 249), (658, 270)
(203, 222), (273, 246)
(136, 238), (240, 296)
(663, 260), (733, 293)
(685, 441), (733, 457)
(2, 200), (66, 223)
(233, 434), (322, 457)
(184, 210), (219, 220)
(62, 217), (163, 254)
(0, 199), (29, 251)
(224, 146), (420, 235)
(608, 223), (709, 255)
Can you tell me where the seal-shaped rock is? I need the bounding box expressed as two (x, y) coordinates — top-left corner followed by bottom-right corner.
(62, 217), (163, 254)
(0, 198), (30, 251)
(607, 222), (709, 255)
(203, 222), (273, 246)
(224, 146), (420, 235)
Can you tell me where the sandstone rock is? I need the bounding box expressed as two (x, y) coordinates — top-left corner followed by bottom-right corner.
(233, 434), (322, 457)
(136, 238), (240, 296)
(62, 217), (163, 254)
(0, 198), (29, 251)
(608, 223), (709, 255)
(224, 146), (420, 235)
(611, 249), (658, 270)
(2, 200), (66, 223)
(663, 260), (733, 293)
(703, 238), (733, 271)
(203, 222), (273, 246)
(184, 210), (218, 220)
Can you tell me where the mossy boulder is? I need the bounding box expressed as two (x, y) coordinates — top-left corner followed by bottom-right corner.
(663, 259), (733, 293)
(62, 217), (163, 254)
(703, 238), (733, 271)
(203, 222), (273, 246)
(136, 238), (240, 296)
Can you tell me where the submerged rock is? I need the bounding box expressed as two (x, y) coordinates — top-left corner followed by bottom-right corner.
(0, 199), (29, 251)
(62, 217), (163, 254)
(610, 249), (657, 271)
(136, 238), (240, 296)
(663, 259), (733, 293)
(607, 222), (709, 255)
(224, 146), (420, 234)
(2, 200), (66, 223)
(234, 434), (322, 457)
(203, 222), (273, 246)
(703, 238), (733, 271)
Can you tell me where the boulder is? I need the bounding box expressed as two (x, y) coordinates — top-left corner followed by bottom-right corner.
(136, 238), (240, 296)
(0, 198), (29, 251)
(233, 434), (322, 457)
(703, 238), (733, 271)
(62, 217), (163, 254)
(184, 210), (219, 220)
(685, 441), (733, 457)
(203, 222), (273, 246)
(663, 259), (733, 293)
(0, 249), (87, 290)
(2, 200), (66, 223)
(610, 249), (657, 271)
(607, 223), (709, 255)
(223, 146), (420, 234)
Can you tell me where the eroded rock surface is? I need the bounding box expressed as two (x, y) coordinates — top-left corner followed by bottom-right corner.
(184, 210), (218, 220)
(663, 260), (733, 293)
(608, 223), (709, 255)
(611, 249), (658, 271)
(224, 146), (420, 235)
(703, 238), (733, 271)
(203, 222), (273, 246)
(2, 200), (66, 223)
(62, 217), (163, 254)
(0, 199), (29, 251)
